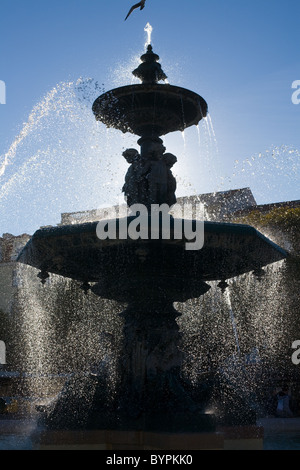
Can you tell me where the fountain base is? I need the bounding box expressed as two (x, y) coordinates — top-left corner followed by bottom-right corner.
(18, 216), (286, 434)
(32, 426), (264, 450)
(39, 299), (215, 433)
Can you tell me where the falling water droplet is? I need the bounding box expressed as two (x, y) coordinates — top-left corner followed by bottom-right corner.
(224, 289), (241, 355)
(181, 130), (187, 157)
(196, 124), (201, 147)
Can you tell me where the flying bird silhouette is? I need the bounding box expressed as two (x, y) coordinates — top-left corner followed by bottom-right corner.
(125, 0), (146, 21)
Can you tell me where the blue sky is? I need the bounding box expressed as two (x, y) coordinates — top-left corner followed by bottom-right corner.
(0, 0), (300, 235)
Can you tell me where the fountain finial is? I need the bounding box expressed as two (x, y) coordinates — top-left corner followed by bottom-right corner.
(132, 44), (168, 84)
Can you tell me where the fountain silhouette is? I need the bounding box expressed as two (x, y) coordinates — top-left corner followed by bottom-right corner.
(18, 42), (287, 434)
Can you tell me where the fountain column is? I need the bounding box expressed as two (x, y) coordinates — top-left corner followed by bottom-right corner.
(105, 296), (215, 432)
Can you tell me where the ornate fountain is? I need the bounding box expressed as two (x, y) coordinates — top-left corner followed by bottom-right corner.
(18, 43), (287, 434)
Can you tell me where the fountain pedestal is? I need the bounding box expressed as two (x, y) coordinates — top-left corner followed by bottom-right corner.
(89, 298), (215, 433)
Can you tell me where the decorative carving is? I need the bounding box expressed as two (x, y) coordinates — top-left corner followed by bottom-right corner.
(122, 146), (177, 208)
(122, 148), (147, 207)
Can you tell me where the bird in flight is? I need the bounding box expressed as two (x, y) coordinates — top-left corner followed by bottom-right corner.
(125, 0), (146, 21)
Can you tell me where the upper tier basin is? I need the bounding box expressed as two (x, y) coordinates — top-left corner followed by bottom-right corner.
(92, 84), (208, 136)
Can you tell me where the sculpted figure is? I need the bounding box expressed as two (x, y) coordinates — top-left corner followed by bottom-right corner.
(144, 156), (168, 206)
(122, 149), (141, 206)
(122, 145), (178, 208)
(122, 148), (149, 206)
(163, 153), (177, 207)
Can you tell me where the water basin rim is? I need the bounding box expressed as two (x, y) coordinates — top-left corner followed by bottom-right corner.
(17, 219), (287, 259)
(93, 83), (208, 106)
(28, 220), (263, 238)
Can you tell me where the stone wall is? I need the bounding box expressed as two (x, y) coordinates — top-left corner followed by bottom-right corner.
(0, 233), (31, 381)
(0, 233), (31, 315)
(0, 264), (17, 316)
(0, 233), (31, 263)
